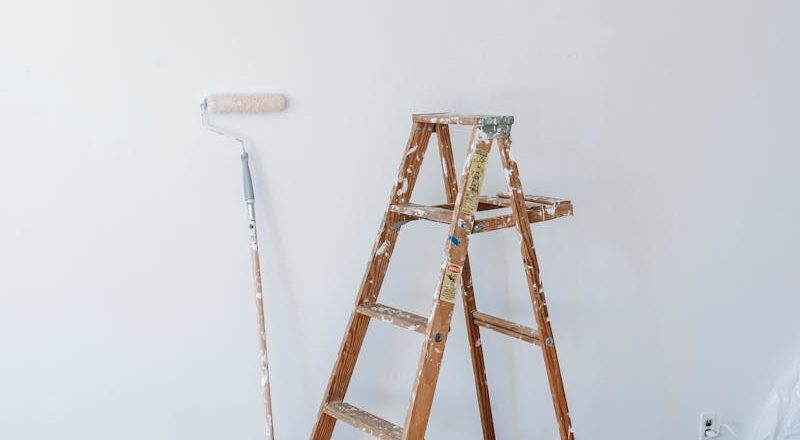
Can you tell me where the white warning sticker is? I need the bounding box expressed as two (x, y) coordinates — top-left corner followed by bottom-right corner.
(439, 264), (463, 303)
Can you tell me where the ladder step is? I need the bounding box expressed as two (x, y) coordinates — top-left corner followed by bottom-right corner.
(356, 303), (428, 334)
(472, 311), (541, 345)
(390, 203), (453, 224)
(323, 401), (403, 440)
(390, 195), (572, 234)
(412, 112), (513, 127)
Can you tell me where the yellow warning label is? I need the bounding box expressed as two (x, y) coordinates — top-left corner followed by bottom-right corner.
(439, 264), (463, 303)
(460, 151), (489, 216)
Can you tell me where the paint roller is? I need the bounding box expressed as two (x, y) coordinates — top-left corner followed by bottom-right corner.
(201, 93), (286, 203)
(200, 93), (286, 440)
(205, 93), (287, 114)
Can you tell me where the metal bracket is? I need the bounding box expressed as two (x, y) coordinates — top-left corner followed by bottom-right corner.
(389, 219), (412, 230)
(200, 98), (247, 152)
(476, 116), (514, 140)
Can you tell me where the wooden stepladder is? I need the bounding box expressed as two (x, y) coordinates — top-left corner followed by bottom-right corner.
(311, 114), (575, 440)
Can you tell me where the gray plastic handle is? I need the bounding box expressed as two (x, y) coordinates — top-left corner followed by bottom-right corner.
(241, 151), (255, 202)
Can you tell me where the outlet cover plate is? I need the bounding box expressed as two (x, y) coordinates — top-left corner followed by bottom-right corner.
(700, 412), (718, 439)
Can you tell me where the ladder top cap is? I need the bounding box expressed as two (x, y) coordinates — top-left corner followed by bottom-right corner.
(413, 113), (514, 127)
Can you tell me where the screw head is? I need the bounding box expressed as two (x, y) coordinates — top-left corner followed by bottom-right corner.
(434, 333), (442, 342)
(545, 337), (554, 347)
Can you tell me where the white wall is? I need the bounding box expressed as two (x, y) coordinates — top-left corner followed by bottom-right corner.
(1, 0), (799, 438)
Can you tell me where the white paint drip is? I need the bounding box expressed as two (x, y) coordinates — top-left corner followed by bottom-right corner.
(405, 145), (418, 157)
(376, 240), (390, 256)
(396, 176), (409, 195)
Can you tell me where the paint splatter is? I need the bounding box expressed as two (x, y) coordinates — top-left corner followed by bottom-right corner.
(376, 240), (390, 256)
(396, 177), (409, 195)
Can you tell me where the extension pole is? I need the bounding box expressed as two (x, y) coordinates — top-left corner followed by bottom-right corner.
(242, 151), (275, 440)
(201, 93), (286, 439)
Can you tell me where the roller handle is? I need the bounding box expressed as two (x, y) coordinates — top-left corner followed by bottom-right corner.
(241, 151), (255, 202)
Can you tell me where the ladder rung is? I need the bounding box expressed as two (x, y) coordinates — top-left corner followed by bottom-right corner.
(390, 203), (453, 224)
(389, 199), (514, 224)
(356, 303), (428, 334)
(472, 311), (540, 345)
(476, 196), (534, 209)
(472, 204), (572, 233)
(495, 192), (571, 207)
(323, 401), (403, 440)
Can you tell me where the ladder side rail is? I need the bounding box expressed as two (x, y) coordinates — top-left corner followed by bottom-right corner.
(311, 122), (434, 439)
(496, 136), (575, 440)
(435, 124), (496, 440)
(402, 127), (491, 439)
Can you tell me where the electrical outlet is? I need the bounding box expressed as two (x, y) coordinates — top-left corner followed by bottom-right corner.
(700, 412), (718, 439)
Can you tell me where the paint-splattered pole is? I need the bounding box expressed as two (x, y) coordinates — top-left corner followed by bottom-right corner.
(243, 151), (275, 440)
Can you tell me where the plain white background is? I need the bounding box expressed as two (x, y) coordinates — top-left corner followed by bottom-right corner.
(1, 0), (799, 438)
